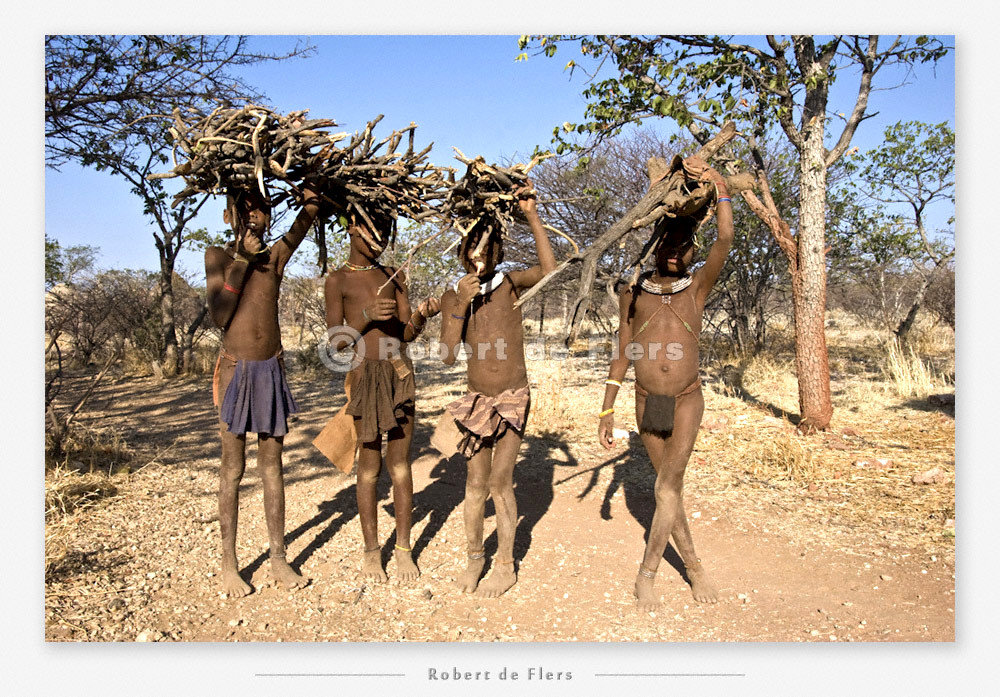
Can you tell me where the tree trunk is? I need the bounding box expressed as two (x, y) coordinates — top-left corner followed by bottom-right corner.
(158, 257), (180, 377)
(180, 303), (209, 373)
(895, 270), (934, 343)
(539, 293), (546, 335)
(793, 121), (834, 433)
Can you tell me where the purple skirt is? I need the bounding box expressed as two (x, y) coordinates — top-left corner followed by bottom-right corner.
(219, 354), (298, 437)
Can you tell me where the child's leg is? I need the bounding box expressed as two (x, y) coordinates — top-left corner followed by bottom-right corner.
(477, 427), (523, 598)
(634, 390), (705, 610)
(356, 427), (387, 582)
(258, 433), (306, 588)
(219, 427), (251, 597)
(454, 444), (493, 592)
(669, 493), (718, 603)
(385, 408), (419, 580)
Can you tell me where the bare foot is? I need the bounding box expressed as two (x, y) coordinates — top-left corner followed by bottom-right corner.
(270, 556), (307, 589)
(361, 548), (387, 583)
(476, 563), (516, 598)
(453, 556), (486, 593)
(394, 548), (420, 582)
(221, 567), (252, 598)
(634, 572), (661, 611)
(686, 562), (719, 603)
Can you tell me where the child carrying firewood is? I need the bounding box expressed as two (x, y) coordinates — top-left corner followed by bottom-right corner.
(597, 155), (732, 610)
(323, 211), (441, 583)
(205, 180), (321, 598)
(437, 180), (557, 597)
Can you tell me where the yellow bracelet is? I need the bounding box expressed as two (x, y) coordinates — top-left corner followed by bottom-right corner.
(598, 408), (615, 418)
(605, 379), (622, 387)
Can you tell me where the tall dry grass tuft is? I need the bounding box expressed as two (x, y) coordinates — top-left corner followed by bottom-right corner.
(882, 338), (948, 399)
(741, 432), (816, 482)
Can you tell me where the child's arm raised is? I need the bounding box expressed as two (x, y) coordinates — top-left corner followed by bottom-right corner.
(439, 276), (479, 365)
(507, 180), (558, 290)
(598, 285), (635, 449)
(683, 157), (734, 304)
(273, 177), (322, 276)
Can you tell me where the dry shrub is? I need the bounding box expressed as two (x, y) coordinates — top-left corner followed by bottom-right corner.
(531, 361), (572, 437)
(184, 343), (220, 375)
(292, 338), (329, 375)
(46, 421), (134, 474)
(882, 339), (949, 399)
(741, 432), (816, 482)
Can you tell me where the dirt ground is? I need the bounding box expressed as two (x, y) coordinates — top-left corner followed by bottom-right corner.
(44, 351), (955, 643)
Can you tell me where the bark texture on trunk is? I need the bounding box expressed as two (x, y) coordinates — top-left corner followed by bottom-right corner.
(159, 257), (179, 377)
(792, 115), (833, 433)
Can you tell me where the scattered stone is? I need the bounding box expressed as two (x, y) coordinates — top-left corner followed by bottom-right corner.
(702, 415), (730, 432)
(257, 622), (268, 632)
(824, 435), (850, 451)
(228, 619), (241, 627)
(912, 468), (947, 485)
(853, 458), (894, 469)
(807, 483), (818, 492)
(880, 574), (893, 581)
(422, 589), (433, 600)
(840, 427), (859, 437)
(136, 631), (153, 642)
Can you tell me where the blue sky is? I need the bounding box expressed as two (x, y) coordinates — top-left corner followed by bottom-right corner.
(44, 35), (955, 277)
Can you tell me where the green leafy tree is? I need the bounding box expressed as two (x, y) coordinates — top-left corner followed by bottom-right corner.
(45, 35), (311, 374)
(844, 121), (954, 341)
(521, 34), (950, 431)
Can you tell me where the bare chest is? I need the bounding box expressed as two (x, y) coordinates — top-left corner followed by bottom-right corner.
(466, 283), (522, 343)
(630, 286), (702, 345)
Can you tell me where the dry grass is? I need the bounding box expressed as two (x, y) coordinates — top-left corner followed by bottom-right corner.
(46, 422), (134, 474)
(882, 338), (950, 399)
(530, 359), (574, 437)
(741, 432), (817, 482)
(45, 421), (135, 579)
(45, 466), (123, 580)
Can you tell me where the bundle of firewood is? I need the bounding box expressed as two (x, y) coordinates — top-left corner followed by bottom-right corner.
(441, 149), (549, 253)
(148, 103), (343, 206)
(305, 115), (452, 249)
(633, 153), (754, 232)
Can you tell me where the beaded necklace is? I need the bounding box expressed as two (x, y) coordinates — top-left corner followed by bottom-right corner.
(639, 274), (692, 296)
(344, 260), (378, 271)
